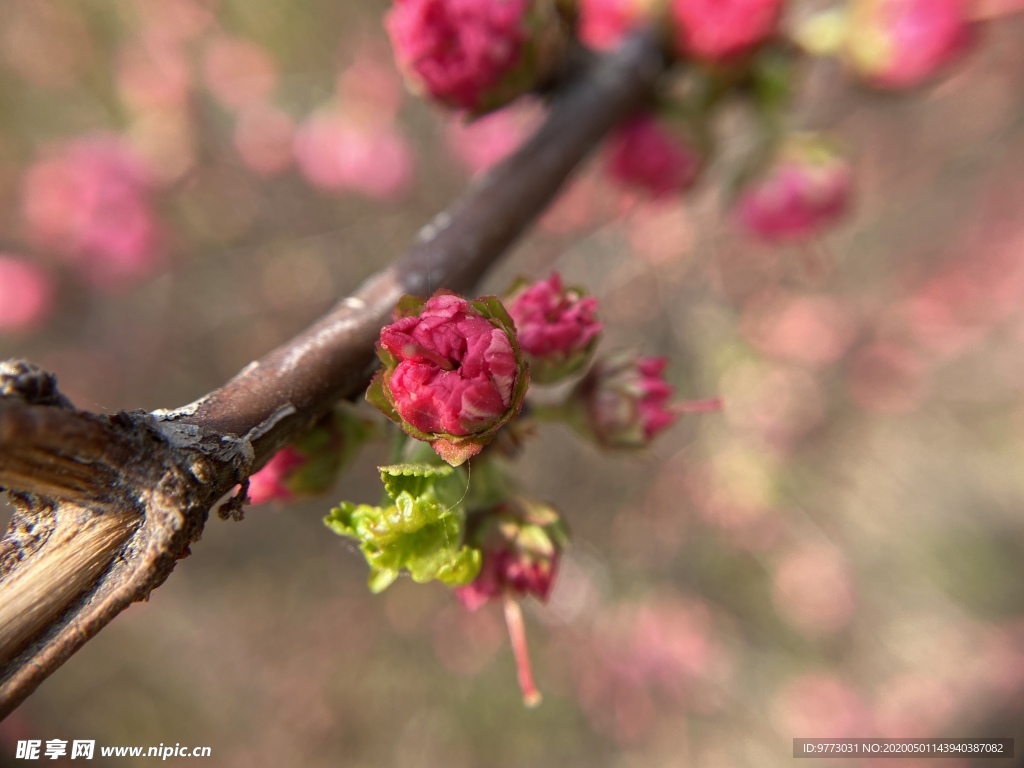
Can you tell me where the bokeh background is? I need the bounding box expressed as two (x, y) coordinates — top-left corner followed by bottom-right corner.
(2, 1), (1024, 766)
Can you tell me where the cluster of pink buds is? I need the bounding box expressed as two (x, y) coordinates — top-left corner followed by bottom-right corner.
(369, 276), (719, 468)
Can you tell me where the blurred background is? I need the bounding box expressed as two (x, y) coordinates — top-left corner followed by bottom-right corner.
(2, 0), (1024, 765)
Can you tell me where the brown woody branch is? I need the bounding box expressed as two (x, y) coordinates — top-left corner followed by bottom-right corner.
(0, 31), (667, 718)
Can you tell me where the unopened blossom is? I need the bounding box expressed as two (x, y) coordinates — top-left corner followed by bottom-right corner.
(604, 113), (706, 198)
(456, 498), (568, 610)
(247, 446), (308, 505)
(845, 0), (975, 89)
(247, 408), (373, 505)
(0, 255), (53, 332)
(566, 353), (719, 449)
(734, 136), (852, 243)
(369, 292), (529, 465)
(575, 355), (675, 448)
(21, 136), (163, 288)
(385, 0), (563, 112)
(505, 272), (602, 384)
(456, 498), (568, 708)
(670, 0), (783, 62)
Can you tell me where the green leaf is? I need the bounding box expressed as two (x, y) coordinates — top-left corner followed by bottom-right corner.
(325, 462), (480, 592)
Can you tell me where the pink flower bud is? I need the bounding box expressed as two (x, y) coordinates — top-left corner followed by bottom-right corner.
(505, 272), (602, 384)
(385, 0), (563, 112)
(369, 293), (529, 466)
(845, 0), (976, 89)
(247, 446), (307, 505)
(455, 498), (568, 610)
(569, 354), (681, 449)
(670, 0), (783, 62)
(733, 136), (852, 243)
(604, 113), (706, 198)
(247, 407), (374, 505)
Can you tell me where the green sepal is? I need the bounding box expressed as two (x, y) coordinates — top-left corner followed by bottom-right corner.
(366, 370), (400, 424)
(393, 294), (429, 320)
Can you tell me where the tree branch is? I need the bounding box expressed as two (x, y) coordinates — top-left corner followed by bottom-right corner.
(0, 31), (667, 718)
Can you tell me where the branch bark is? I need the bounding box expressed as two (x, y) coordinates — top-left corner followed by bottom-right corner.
(0, 31), (667, 718)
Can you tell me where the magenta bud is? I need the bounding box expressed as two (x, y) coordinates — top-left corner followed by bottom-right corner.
(369, 292), (529, 466)
(505, 272), (602, 384)
(246, 407), (374, 505)
(455, 498), (568, 610)
(385, 0), (565, 113)
(604, 113), (708, 199)
(567, 353), (681, 449)
(733, 135), (852, 244)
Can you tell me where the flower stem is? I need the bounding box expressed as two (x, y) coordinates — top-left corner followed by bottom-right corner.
(503, 597), (542, 708)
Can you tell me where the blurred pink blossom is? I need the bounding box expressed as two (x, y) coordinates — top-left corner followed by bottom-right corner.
(847, 0), (976, 89)
(117, 37), (191, 112)
(772, 543), (857, 636)
(234, 104), (296, 177)
(0, 255), (54, 332)
(605, 114), (704, 199)
(293, 107), (414, 200)
(578, 0), (652, 51)
(385, 0), (532, 111)
(735, 139), (852, 243)
(773, 674), (870, 738)
(445, 102), (542, 175)
(847, 341), (929, 413)
(21, 136), (163, 288)
(741, 292), (859, 367)
(873, 674), (955, 738)
(719, 360), (826, 449)
(202, 35), (279, 112)
(671, 0), (783, 62)
(130, 0), (214, 46)
(336, 40), (406, 123)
